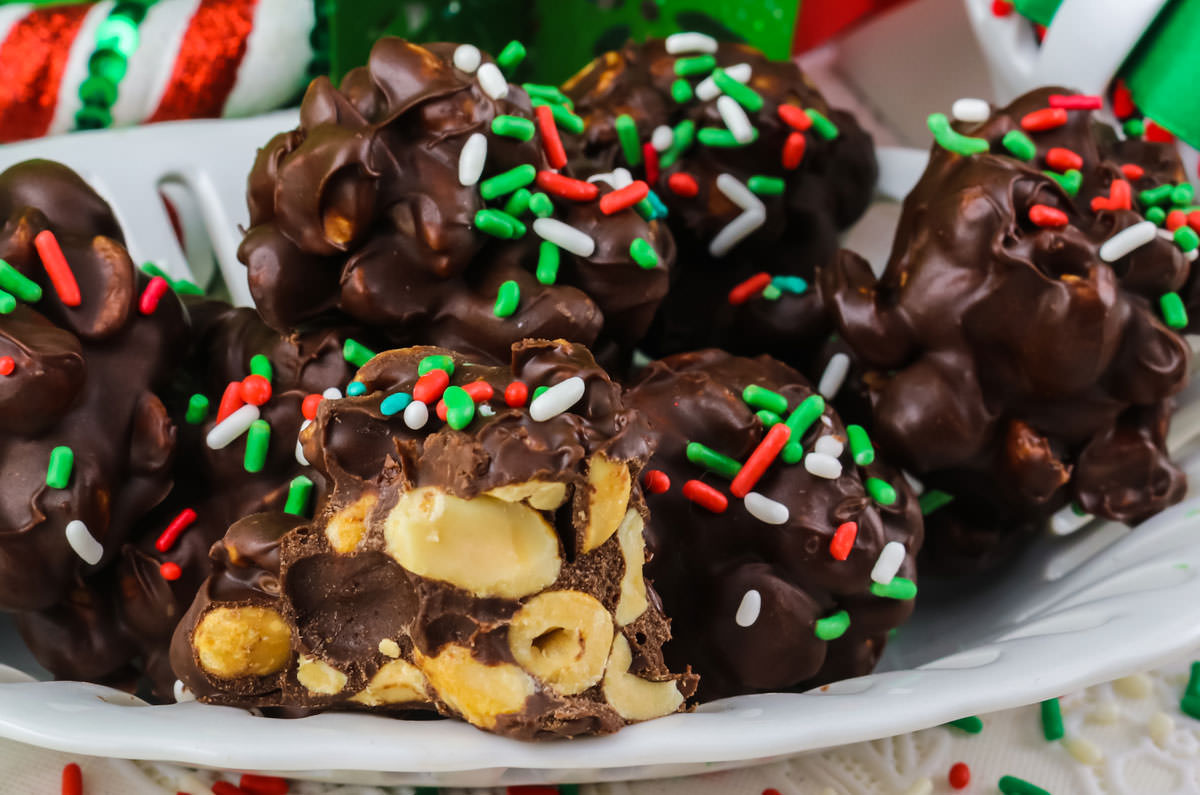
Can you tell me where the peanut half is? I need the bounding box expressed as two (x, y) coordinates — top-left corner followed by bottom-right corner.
(508, 590), (613, 695)
(416, 644), (535, 729)
(580, 454), (632, 553)
(602, 634), (684, 721)
(193, 606), (292, 679)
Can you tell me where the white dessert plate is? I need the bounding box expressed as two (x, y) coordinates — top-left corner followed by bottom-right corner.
(0, 115), (1198, 788)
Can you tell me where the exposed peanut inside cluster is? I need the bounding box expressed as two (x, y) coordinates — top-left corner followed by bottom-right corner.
(193, 606), (292, 679)
(581, 454), (632, 553)
(602, 634), (684, 721)
(384, 487), (562, 598)
(416, 644), (535, 729)
(614, 509), (649, 626)
(297, 655), (348, 695)
(486, 480), (569, 510)
(508, 590), (614, 695)
(350, 658), (429, 706)
(325, 492), (378, 554)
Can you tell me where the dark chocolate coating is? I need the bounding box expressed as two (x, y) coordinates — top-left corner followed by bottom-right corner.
(819, 87), (1190, 572)
(172, 340), (696, 738)
(562, 39), (876, 359)
(0, 160), (187, 611)
(625, 350), (921, 700)
(239, 38), (672, 367)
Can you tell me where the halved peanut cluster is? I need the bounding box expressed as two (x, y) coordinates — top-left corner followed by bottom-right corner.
(170, 339), (696, 738)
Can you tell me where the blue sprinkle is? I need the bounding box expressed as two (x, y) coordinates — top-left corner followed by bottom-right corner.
(380, 391), (413, 416)
(772, 275), (808, 295)
(646, 189), (669, 219)
(346, 381), (367, 396)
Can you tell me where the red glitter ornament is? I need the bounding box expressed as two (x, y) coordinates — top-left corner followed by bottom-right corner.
(0, 6), (90, 143)
(240, 374), (272, 406)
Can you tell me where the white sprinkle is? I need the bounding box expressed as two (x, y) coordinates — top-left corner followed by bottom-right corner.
(951, 97), (990, 123)
(901, 778), (933, 795)
(818, 352), (851, 399)
(1063, 735), (1104, 765)
(321, 387), (342, 401)
(1188, 248), (1198, 262)
(404, 400), (429, 430)
(804, 452), (843, 479)
(452, 44), (481, 73)
(587, 172), (618, 188)
(651, 125), (674, 152)
(813, 435), (844, 459)
(173, 680), (195, 703)
(458, 133), (488, 187)
(1051, 503), (1093, 535)
(476, 62), (508, 100)
(65, 520), (103, 565)
(819, 414), (833, 427)
(717, 95), (755, 143)
(478, 403), (495, 417)
(725, 63), (752, 82)
(744, 492), (789, 525)
(1088, 700), (1120, 724)
(734, 589), (761, 627)
(1149, 711), (1174, 746)
(612, 167), (633, 189)
(715, 172), (762, 211)
(871, 541), (907, 585)
(295, 418), (312, 465)
(696, 62), (750, 101)
(1099, 220), (1157, 262)
(709, 207), (765, 257)
(902, 470), (926, 495)
(529, 376), (586, 421)
(665, 32), (718, 54)
(533, 218), (596, 257)
(1114, 673), (1153, 699)
(205, 404), (260, 450)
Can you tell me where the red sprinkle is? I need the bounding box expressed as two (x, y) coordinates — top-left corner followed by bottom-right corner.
(505, 787), (558, 795)
(35, 230), (81, 307)
(239, 773), (290, 794)
(1167, 210), (1188, 232)
(240, 374), (273, 406)
(777, 103), (812, 131)
(215, 381), (245, 424)
(643, 141), (659, 185)
(413, 369), (450, 403)
(1120, 163), (1145, 180)
(1029, 204), (1068, 228)
(61, 762), (83, 795)
(730, 424), (791, 498)
(991, 0), (1013, 14)
(155, 508), (198, 552)
(830, 521), (858, 560)
(682, 479), (728, 513)
(139, 276), (170, 315)
(1049, 93), (1101, 110)
(763, 790), (783, 795)
(0, 356), (13, 376)
(644, 469), (671, 494)
(728, 272), (772, 305)
(667, 172), (699, 197)
(212, 783), (248, 795)
(533, 104), (567, 169)
(159, 561), (182, 581)
(782, 132), (806, 170)
(1145, 120), (1175, 143)
(504, 380), (528, 407)
(1112, 80), (1134, 119)
(1091, 179), (1132, 212)
(463, 380), (494, 402)
(1188, 211), (1200, 233)
(1021, 107), (1068, 132)
(536, 170), (598, 201)
(1044, 147), (1082, 172)
(301, 393), (323, 421)
(948, 761), (971, 789)
(435, 399), (449, 421)
(599, 180), (650, 215)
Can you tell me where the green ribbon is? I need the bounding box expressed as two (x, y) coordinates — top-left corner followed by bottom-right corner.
(1123, 0), (1200, 148)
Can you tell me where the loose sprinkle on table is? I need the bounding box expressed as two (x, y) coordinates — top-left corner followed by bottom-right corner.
(998, 774), (1051, 795)
(61, 762), (83, 795)
(945, 715), (983, 733)
(948, 761), (970, 789)
(1041, 697), (1064, 740)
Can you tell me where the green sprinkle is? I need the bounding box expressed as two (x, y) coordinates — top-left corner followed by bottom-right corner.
(536, 241), (560, 284)
(418, 355), (455, 377)
(870, 576), (916, 600)
(846, 424), (874, 466)
(1040, 698), (1064, 741)
(773, 275), (808, 294)
(927, 113), (989, 156)
(491, 114), (536, 141)
(548, 102), (585, 134)
(1043, 168), (1081, 196)
(1175, 225), (1199, 252)
(0, 289), (15, 313)
(342, 338), (376, 368)
(634, 197), (656, 220)
(0, 261), (42, 303)
(1172, 183), (1195, 207)
(659, 119), (696, 169)
(1002, 129), (1037, 161)
(496, 40), (526, 71)
(814, 609), (850, 640)
(522, 83), (571, 107)
(1181, 693), (1200, 720)
(140, 262), (168, 280)
(998, 775), (1051, 795)
(756, 409), (782, 427)
(866, 477), (897, 505)
(380, 392), (412, 416)
(674, 54), (716, 76)
(1140, 183), (1173, 207)
(346, 381), (367, 397)
(698, 127), (759, 147)
(1123, 118), (1145, 138)
(283, 475), (314, 517)
(529, 192), (554, 218)
(762, 284), (782, 300)
(46, 446), (74, 489)
(743, 385), (789, 415)
(712, 68), (763, 111)
(945, 716), (983, 734)
(671, 78), (693, 103)
(248, 354), (272, 381)
(784, 394), (825, 440)
(630, 238), (659, 268)
(502, 188), (532, 218)
(686, 441), (741, 479)
(919, 489), (955, 515)
(480, 164), (536, 200)
(1161, 292), (1188, 329)
(780, 442), (804, 464)
(172, 279), (204, 296)
(243, 419), (270, 474)
(1147, 206), (1167, 225)
(494, 279), (520, 317)
(615, 114), (642, 166)
(805, 109), (839, 140)
(532, 385), (549, 401)
(442, 385), (475, 430)
(1186, 661), (1200, 697)
(747, 175), (785, 195)
(185, 394), (209, 425)
(474, 208), (526, 239)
